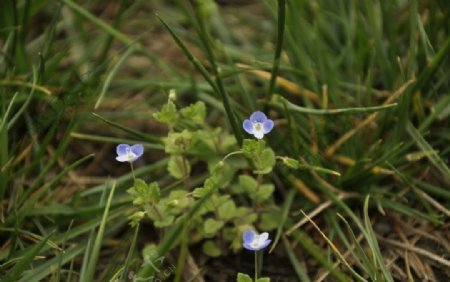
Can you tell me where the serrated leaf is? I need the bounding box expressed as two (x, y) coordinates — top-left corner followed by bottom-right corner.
(134, 178), (147, 194)
(237, 273), (253, 282)
(242, 139), (266, 158)
(148, 182), (160, 203)
(180, 101), (206, 124)
(202, 240), (222, 257)
(128, 179), (160, 205)
(168, 155), (190, 179)
(153, 100), (178, 125)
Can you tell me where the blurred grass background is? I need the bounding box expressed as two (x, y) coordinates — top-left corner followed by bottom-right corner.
(0, 0), (449, 281)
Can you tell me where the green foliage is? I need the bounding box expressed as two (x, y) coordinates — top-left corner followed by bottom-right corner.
(237, 273), (271, 282)
(2, 0), (449, 281)
(203, 218), (225, 237)
(168, 155), (191, 179)
(202, 240), (222, 257)
(242, 139), (276, 174)
(237, 273), (253, 282)
(280, 157), (300, 169)
(127, 179), (160, 205)
(180, 101), (207, 124)
(153, 100), (178, 125)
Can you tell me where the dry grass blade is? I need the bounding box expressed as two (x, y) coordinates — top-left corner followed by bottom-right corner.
(376, 236), (450, 268)
(286, 193), (357, 236)
(236, 63), (320, 102)
(299, 210), (368, 282)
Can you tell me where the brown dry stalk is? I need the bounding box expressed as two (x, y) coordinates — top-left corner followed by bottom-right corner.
(288, 175), (320, 204)
(316, 233), (365, 282)
(377, 235), (450, 268)
(324, 79), (415, 158)
(299, 210), (366, 281)
(236, 63), (320, 102)
(286, 192), (357, 236)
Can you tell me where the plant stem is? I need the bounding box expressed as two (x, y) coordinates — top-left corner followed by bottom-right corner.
(255, 251), (258, 280)
(130, 162), (135, 180)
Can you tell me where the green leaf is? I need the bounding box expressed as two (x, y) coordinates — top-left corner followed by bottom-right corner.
(189, 129), (220, 160)
(237, 273), (253, 282)
(203, 218), (224, 236)
(241, 139), (275, 174)
(256, 278), (271, 282)
(254, 184), (275, 202)
(165, 190), (190, 214)
(153, 100), (178, 125)
(164, 130), (192, 154)
(238, 175), (258, 194)
(128, 179), (160, 205)
(202, 240), (222, 257)
(218, 200), (237, 220)
(180, 101), (206, 124)
(255, 148), (275, 174)
(242, 139), (266, 158)
(148, 182), (161, 203)
(168, 155), (190, 179)
(128, 211), (145, 227)
(154, 215), (175, 228)
(193, 177), (219, 198)
(193, 187), (212, 198)
(281, 157), (300, 169)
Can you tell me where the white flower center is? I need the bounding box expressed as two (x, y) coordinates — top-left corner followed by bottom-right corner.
(124, 148), (137, 160)
(251, 235), (261, 248)
(253, 122), (263, 132)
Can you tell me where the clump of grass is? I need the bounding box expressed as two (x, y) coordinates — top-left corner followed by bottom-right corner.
(1, 0), (449, 281)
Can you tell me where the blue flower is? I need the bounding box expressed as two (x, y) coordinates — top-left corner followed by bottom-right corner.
(116, 144), (144, 162)
(243, 111), (274, 139)
(243, 230), (271, 251)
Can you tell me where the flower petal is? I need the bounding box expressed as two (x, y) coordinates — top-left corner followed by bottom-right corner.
(243, 230), (256, 244)
(116, 144), (130, 156)
(243, 120), (254, 134)
(263, 119), (274, 134)
(116, 155), (131, 162)
(250, 111), (267, 123)
(243, 242), (258, 251)
(253, 130), (264, 139)
(131, 144), (144, 157)
(259, 232), (269, 243)
(259, 239), (271, 250)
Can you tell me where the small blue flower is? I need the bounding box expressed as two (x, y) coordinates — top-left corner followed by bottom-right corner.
(116, 144), (144, 163)
(243, 230), (271, 251)
(243, 111), (274, 139)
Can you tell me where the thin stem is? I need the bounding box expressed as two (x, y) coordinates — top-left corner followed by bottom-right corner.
(130, 162), (135, 180)
(254, 251), (258, 281)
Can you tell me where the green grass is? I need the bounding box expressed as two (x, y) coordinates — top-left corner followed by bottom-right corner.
(1, 0), (449, 281)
